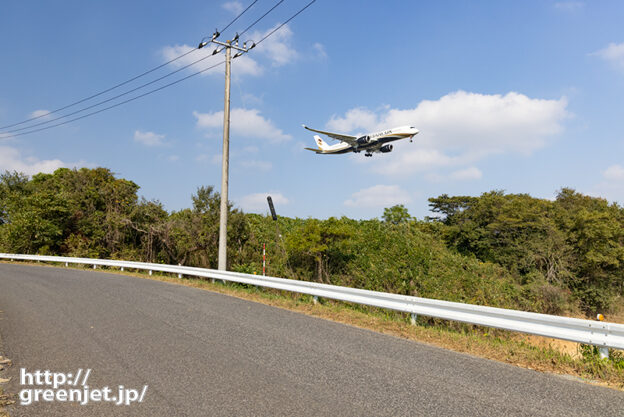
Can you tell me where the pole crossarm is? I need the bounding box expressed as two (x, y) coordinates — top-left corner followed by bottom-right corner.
(210, 39), (253, 53)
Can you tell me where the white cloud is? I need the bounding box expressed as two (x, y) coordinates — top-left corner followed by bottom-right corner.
(195, 153), (222, 165)
(292, 140), (308, 153)
(427, 166), (483, 182)
(554, 2), (584, 12)
(249, 24), (297, 67)
(194, 108), (291, 142)
(160, 24), (298, 78)
(160, 44), (262, 77)
(344, 185), (411, 208)
(229, 55), (264, 77)
(603, 164), (624, 181)
(368, 148), (459, 176)
(240, 160), (272, 171)
(134, 130), (166, 146)
(0, 146), (83, 176)
(589, 164), (624, 205)
(167, 155), (180, 162)
(449, 166), (482, 181)
(222, 1), (243, 15)
(592, 42), (624, 71)
(313, 43), (327, 59)
(240, 93), (263, 107)
(29, 109), (52, 120)
(239, 192), (289, 212)
(161, 44), (215, 73)
(328, 91), (569, 177)
(327, 107), (380, 133)
(242, 145), (259, 153)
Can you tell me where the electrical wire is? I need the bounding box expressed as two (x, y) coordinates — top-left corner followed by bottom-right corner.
(3, 0), (318, 138)
(255, 0), (316, 46)
(0, 50), (198, 132)
(222, 0), (259, 33)
(0, 0), (260, 131)
(2, 52), (218, 134)
(239, 0), (285, 37)
(5, 61), (226, 138)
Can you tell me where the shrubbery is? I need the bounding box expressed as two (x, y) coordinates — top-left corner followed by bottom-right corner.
(2, 168), (622, 316)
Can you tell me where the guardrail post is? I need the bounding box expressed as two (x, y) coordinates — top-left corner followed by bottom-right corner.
(149, 270), (152, 276)
(595, 314), (610, 358)
(1, 253), (624, 352)
(65, 262), (68, 267)
(410, 313), (418, 325)
(178, 264), (182, 278)
(120, 267), (124, 271)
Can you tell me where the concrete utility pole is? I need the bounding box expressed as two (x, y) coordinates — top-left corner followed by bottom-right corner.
(218, 42), (231, 271)
(199, 32), (254, 271)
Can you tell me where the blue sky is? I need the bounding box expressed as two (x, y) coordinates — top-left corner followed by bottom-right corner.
(1, 0), (624, 220)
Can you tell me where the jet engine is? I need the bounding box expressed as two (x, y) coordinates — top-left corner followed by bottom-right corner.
(380, 144), (393, 153)
(356, 135), (371, 145)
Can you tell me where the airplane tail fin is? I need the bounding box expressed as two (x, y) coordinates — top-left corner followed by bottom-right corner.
(313, 135), (331, 151)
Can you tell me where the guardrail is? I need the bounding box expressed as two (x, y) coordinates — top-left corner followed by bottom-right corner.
(1, 253), (623, 357)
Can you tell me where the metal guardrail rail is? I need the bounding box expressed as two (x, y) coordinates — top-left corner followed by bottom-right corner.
(2, 253), (623, 354)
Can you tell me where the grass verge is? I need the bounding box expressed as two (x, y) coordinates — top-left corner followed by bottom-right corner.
(0, 346), (13, 417)
(0, 385), (12, 417)
(2, 260), (623, 391)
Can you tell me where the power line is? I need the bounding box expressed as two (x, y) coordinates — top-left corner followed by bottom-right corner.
(1, 0), (280, 135)
(0, 50), (198, 132)
(212, 0), (317, 270)
(3, 0), (318, 138)
(201, 0), (287, 51)
(5, 61), (226, 138)
(222, 0), (259, 33)
(255, 0), (316, 46)
(0, 0), (260, 131)
(239, 0), (285, 37)
(2, 52), (219, 134)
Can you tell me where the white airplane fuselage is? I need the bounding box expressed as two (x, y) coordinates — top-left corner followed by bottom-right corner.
(303, 125), (419, 156)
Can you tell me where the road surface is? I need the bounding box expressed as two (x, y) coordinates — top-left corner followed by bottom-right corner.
(0, 263), (622, 416)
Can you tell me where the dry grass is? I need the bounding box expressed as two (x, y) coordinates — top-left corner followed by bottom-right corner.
(0, 357), (14, 415)
(2, 260), (623, 391)
(0, 387), (12, 417)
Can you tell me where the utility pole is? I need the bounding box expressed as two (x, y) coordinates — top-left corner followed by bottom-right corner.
(217, 42), (231, 271)
(198, 32), (254, 271)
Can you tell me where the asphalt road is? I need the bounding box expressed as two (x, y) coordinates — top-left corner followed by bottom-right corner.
(0, 263), (622, 416)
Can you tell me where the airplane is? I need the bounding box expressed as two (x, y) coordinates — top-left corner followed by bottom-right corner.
(303, 124), (419, 157)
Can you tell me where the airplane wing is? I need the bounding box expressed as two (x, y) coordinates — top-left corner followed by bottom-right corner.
(302, 125), (358, 146)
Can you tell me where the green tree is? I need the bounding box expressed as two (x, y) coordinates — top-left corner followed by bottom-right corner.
(3, 165), (622, 316)
(382, 204), (411, 224)
(427, 194), (477, 224)
(285, 217), (353, 283)
(153, 186), (248, 268)
(558, 193), (624, 312)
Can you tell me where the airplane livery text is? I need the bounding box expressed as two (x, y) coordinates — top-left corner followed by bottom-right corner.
(302, 125), (419, 157)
